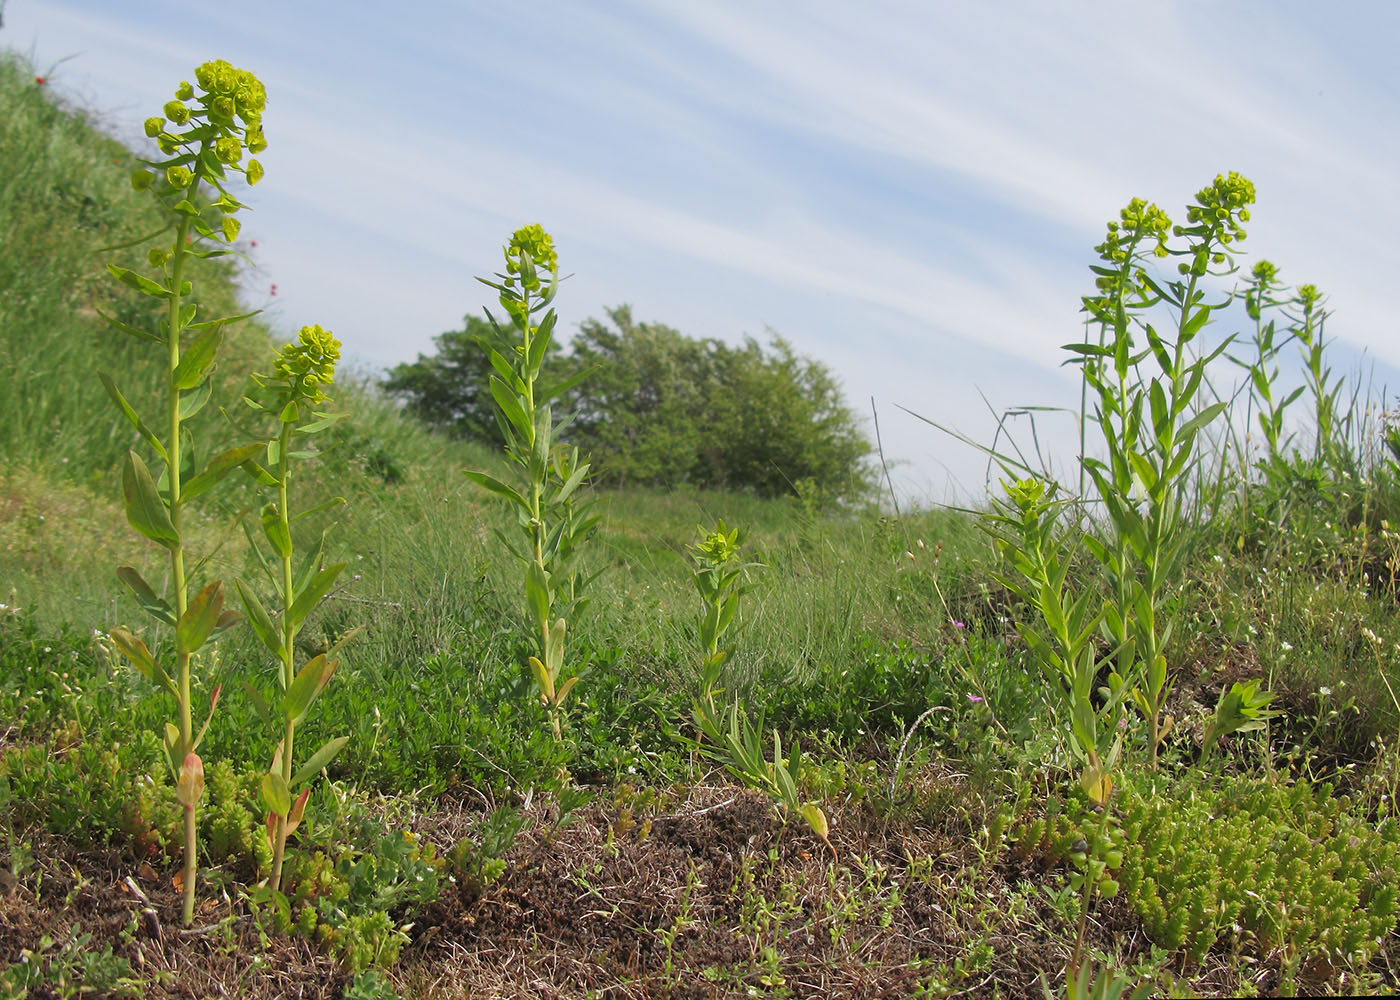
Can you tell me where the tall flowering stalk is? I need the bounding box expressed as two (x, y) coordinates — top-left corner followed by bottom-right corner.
(236, 325), (351, 893)
(1069, 173), (1255, 768)
(465, 226), (599, 740)
(101, 60), (268, 925)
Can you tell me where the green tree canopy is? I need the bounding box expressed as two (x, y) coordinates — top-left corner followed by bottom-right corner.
(384, 305), (875, 501)
(383, 315), (504, 444)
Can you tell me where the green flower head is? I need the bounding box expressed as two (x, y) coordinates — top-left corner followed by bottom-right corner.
(273, 324), (341, 403)
(175, 80), (194, 101)
(504, 224), (558, 290)
(214, 136), (243, 165)
(163, 100), (191, 126)
(1251, 259), (1278, 286)
(192, 60), (267, 125)
(1095, 198), (1172, 267)
(144, 116), (165, 138)
(692, 519), (741, 567)
(165, 165), (193, 189)
(245, 159), (264, 186)
(1004, 476), (1048, 514)
(1184, 171), (1255, 240)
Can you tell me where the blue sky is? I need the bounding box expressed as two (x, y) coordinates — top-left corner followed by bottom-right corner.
(7, 1), (1398, 502)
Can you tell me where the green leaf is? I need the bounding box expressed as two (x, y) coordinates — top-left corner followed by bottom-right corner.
(489, 375), (533, 442)
(176, 580), (225, 653)
(463, 470), (526, 508)
(260, 502), (292, 559)
(183, 443), (263, 502)
(241, 680), (273, 724)
(291, 736), (349, 789)
(178, 378), (214, 420)
(538, 364), (598, 406)
(95, 306), (161, 344)
(172, 325), (223, 390)
(554, 462), (590, 505)
(116, 566), (176, 625)
(528, 656), (552, 701)
(285, 654), (337, 724)
(544, 617), (566, 676)
(187, 309), (261, 331)
(798, 802), (830, 843)
(525, 561), (551, 634)
(291, 496), (347, 523)
(261, 771), (292, 819)
(107, 263), (170, 299)
(1180, 304), (1212, 343)
(554, 673), (580, 707)
(108, 627), (175, 696)
(288, 562), (346, 631)
(235, 578), (283, 657)
(122, 451), (178, 549)
(100, 375), (166, 462)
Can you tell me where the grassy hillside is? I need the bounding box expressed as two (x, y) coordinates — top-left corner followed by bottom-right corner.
(5, 50), (1400, 1000)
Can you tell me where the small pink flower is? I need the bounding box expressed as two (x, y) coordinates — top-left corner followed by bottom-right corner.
(250, 240), (258, 248)
(270, 283), (278, 296)
(967, 693), (983, 703)
(952, 620), (966, 629)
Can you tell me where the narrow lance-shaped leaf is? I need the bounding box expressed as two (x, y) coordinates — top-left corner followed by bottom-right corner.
(182, 442), (264, 502)
(235, 578), (282, 658)
(284, 655), (338, 724)
(288, 562), (347, 632)
(290, 736), (350, 789)
(261, 502), (292, 560)
(176, 580), (226, 653)
(107, 263), (170, 299)
(116, 566), (176, 625)
(463, 470), (526, 508)
(122, 451), (179, 550)
(108, 627), (176, 696)
(100, 374), (167, 461)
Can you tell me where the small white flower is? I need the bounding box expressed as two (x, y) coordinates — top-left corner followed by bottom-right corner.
(1280, 641), (1293, 652)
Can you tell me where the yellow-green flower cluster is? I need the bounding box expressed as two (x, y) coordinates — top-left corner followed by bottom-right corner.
(272, 324), (341, 405)
(692, 523), (741, 566)
(1170, 172), (1255, 276)
(1092, 198), (1173, 294)
(504, 224), (558, 292)
(131, 59), (268, 207)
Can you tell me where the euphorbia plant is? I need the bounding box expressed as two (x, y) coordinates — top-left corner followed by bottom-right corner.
(235, 324), (351, 893)
(464, 225), (599, 740)
(688, 521), (831, 854)
(1069, 174), (1253, 767)
(101, 59), (268, 925)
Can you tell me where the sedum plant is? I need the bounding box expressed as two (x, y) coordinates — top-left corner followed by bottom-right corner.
(100, 59), (268, 925)
(464, 225), (599, 740)
(1118, 775), (1400, 976)
(236, 324), (352, 893)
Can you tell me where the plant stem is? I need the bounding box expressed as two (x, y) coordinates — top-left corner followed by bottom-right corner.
(270, 419), (296, 892)
(167, 156), (200, 927)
